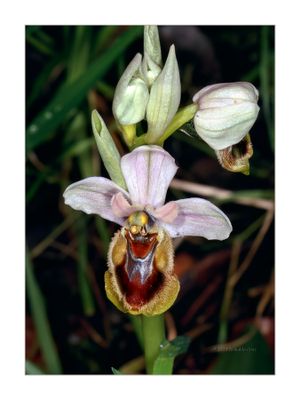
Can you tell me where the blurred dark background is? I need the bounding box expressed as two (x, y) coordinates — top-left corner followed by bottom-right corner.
(26, 25), (274, 374)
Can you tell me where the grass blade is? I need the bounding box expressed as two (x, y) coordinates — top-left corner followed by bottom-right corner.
(260, 26), (274, 152)
(212, 327), (274, 374)
(25, 360), (44, 375)
(111, 367), (123, 375)
(76, 217), (96, 317)
(95, 217), (110, 255)
(26, 251), (62, 374)
(27, 54), (64, 109)
(26, 27), (54, 56)
(26, 26), (142, 152)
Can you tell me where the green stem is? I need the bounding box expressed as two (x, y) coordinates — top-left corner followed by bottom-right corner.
(131, 133), (148, 149)
(121, 124), (136, 148)
(130, 103), (198, 149)
(130, 315), (144, 349)
(157, 103), (197, 145)
(142, 314), (165, 374)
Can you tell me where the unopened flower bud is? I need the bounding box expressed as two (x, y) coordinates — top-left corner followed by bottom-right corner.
(112, 53), (149, 126)
(193, 82), (260, 150)
(146, 45), (181, 143)
(142, 25), (162, 86)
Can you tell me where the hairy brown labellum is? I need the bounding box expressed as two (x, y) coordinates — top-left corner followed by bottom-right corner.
(105, 222), (180, 316)
(216, 133), (253, 175)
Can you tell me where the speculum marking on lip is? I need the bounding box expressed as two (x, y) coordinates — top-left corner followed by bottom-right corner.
(115, 230), (165, 309)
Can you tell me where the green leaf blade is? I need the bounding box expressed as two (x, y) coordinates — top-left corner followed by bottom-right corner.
(111, 367), (123, 375)
(26, 26), (143, 153)
(25, 360), (44, 375)
(26, 251), (62, 374)
(152, 336), (190, 375)
(211, 327), (274, 374)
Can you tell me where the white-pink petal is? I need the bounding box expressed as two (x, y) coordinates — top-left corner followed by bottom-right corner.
(63, 177), (129, 225)
(159, 198), (232, 240)
(121, 145), (178, 209)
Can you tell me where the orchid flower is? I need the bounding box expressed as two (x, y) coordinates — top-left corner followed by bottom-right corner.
(192, 82), (260, 174)
(63, 145), (232, 316)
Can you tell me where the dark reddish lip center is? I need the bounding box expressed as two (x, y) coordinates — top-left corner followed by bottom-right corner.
(115, 230), (164, 309)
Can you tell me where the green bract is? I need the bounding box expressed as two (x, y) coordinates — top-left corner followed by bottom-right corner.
(142, 25), (162, 86)
(145, 45), (181, 143)
(91, 110), (126, 189)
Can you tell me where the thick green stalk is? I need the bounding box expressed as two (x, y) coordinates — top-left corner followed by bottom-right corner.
(157, 103), (197, 145)
(130, 315), (144, 349)
(142, 314), (165, 374)
(131, 103), (198, 149)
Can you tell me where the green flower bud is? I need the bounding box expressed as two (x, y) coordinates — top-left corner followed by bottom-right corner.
(193, 82), (260, 150)
(112, 53), (149, 126)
